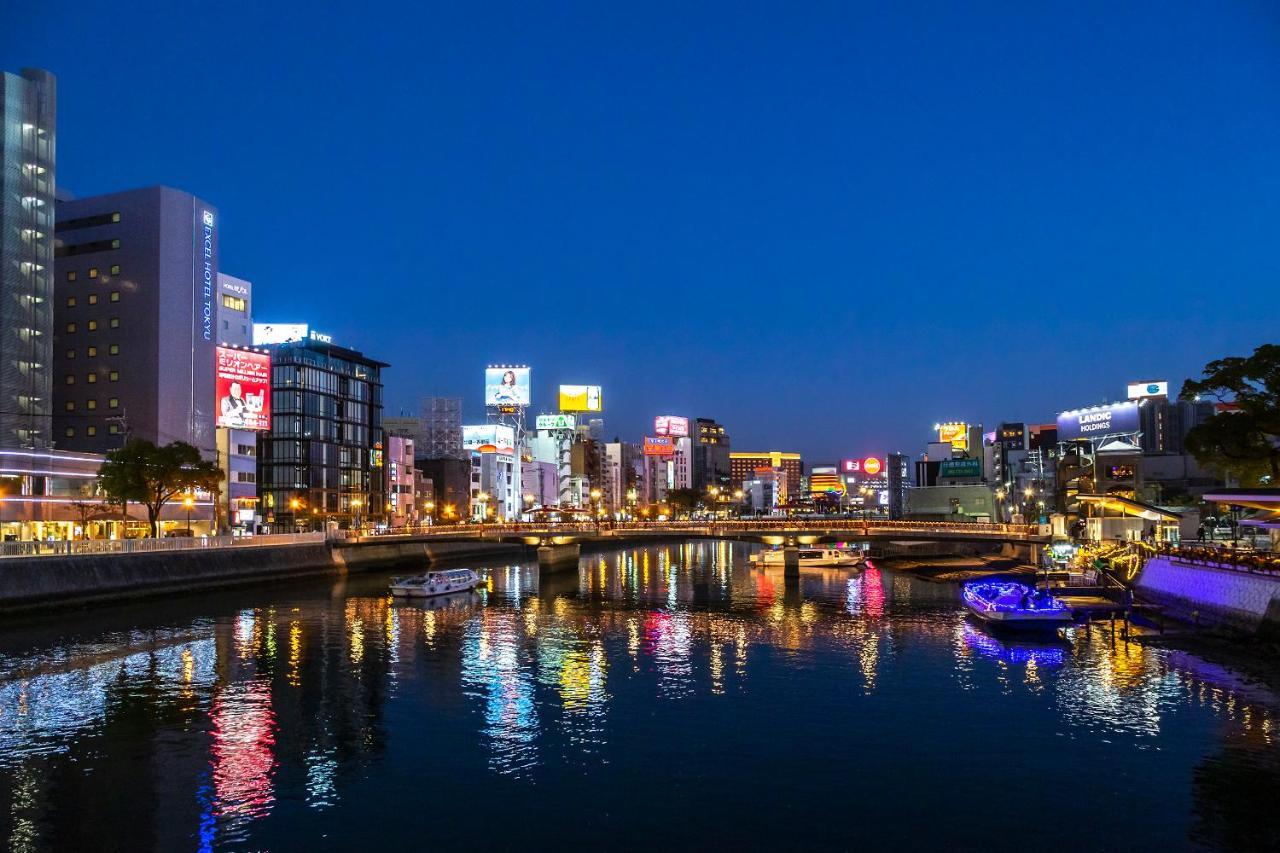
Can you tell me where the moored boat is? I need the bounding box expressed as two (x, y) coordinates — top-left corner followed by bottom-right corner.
(750, 548), (863, 569)
(390, 568), (483, 597)
(962, 580), (1073, 631)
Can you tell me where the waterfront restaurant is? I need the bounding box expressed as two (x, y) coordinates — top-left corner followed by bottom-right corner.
(0, 449), (215, 541)
(1075, 493), (1182, 543)
(1202, 488), (1280, 551)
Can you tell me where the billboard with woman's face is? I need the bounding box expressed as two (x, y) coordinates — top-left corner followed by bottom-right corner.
(485, 366), (531, 407)
(215, 347), (271, 430)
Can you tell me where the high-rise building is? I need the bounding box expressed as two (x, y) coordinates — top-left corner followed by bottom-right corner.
(257, 337), (387, 529)
(212, 273), (258, 531)
(730, 451), (802, 499)
(1, 68), (56, 448)
(887, 452), (910, 519)
(53, 186), (219, 455)
(693, 417), (730, 491)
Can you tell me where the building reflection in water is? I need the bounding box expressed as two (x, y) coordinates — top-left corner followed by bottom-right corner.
(0, 541), (1278, 850)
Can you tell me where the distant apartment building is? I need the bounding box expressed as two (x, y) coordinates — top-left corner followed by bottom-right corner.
(53, 186), (220, 455)
(693, 417), (730, 490)
(730, 451), (802, 501)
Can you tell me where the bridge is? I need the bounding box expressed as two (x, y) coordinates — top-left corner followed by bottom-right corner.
(339, 519), (1049, 572)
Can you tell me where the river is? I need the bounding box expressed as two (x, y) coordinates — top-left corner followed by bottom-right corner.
(0, 540), (1276, 850)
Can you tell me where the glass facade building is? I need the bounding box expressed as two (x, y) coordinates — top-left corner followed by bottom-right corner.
(258, 339), (387, 528)
(0, 68), (56, 448)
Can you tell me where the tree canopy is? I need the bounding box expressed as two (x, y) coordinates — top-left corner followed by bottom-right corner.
(97, 439), (224, 537)
(1181, 344), (1280, 485)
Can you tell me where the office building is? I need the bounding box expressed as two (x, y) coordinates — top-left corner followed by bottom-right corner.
(730, 451), (802, 500)
(257, 336), (387, 529)
(1, 68), (56, 449)
(693, 417), (730, 491)
(53, 186), (219, 455)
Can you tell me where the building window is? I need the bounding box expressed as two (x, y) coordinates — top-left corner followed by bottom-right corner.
(65, 375), (74, 385)
(65, 348), (74, 359)
(87, 346), (97, 357)
(64, 401), (74, 411)
(65, 427), (74, 438)
(66, 322), (76, 333)
(87, 320), (97, 331)
(88, 268), (98, 279)
(66, 270), (76, 282)
(110, 239), (120, 249)
(66, 296), (76, 307)
(110, 291), (120, 302)
(86, 399), (97, 410)
(109, 397), (119, 409)
(222, 294), (246, 312)
(87, 373), (97, 384)
(111, 212), (120, 223)
(88, 294), (98, 305)
(109, 424), (120, 434)
(86, 426), (97, 436)
(110, 264), (120, 275)
(109, 318), (119, 329)
(109, 371), (119, 382)
(109, 344), (119, 355)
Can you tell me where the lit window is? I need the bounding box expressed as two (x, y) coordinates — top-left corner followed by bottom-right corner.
(111, 212), (120, 223)
(109, 397), (119, 408)
(66, 322), (76, 333)
(65, 427), (74, 437)
(64, 401), (74, 411)
(110, 291), (120, 302)
(110, 264), (120, 275)
(66, 296), (76, 307)
(87, 346), (97, 357)
(87, 373), (97, 384)
(87, 399), (97, 410)
(109, 424), (119, 434)
(109, 371), (119, 382)
(66, 271), (77, 282)
(110, 239), (120, 249)
(65, 375), (74, 385)
(222, 294), (246, 312)
(88, 294), (98, 305)
(86, 426), (97, 436)
(109, 344), (119, 355)
(87, 320), (98, 331)
(109, 318), (119, 328)
(65, 348), (74, 359)
(88, 268), (98, 279)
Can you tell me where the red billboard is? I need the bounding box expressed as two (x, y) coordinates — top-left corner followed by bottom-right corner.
(216, 346), (271, 431)
(643, 435), (676, 456)
(654, 415), (689, 437)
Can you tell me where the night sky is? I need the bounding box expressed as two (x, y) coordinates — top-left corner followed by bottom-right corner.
(12, 3), (1280, 461)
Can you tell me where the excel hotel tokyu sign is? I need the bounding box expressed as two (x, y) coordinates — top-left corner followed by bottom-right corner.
(198, 209), (215, 341)
(1056, 401), (1140, 441)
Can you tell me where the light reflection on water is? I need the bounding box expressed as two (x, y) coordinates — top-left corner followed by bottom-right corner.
(0, 541), (1276, 850)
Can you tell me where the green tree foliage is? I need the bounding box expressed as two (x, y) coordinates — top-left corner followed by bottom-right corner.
(666, 488), (702, 514)
(97, 440), (224, 537)
(1181, 344), (1280, 485)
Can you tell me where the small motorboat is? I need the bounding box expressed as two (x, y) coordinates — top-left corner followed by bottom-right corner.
(750, 548), (863, 568)
(390, 568), (483, 598)
(962, 580), (1074, 631)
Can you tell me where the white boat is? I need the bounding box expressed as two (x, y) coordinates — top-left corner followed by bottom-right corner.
(750, 548), (863, 568)
(390, 568), (483, 597)
(962, 580), (1074, 632)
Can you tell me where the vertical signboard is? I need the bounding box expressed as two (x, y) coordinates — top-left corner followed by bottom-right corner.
(215, 347), (272, 430)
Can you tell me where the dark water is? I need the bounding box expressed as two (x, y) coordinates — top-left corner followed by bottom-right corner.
(0, 541), (1278, 851)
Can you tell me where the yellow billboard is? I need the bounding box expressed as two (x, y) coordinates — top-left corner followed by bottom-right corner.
(559, 384), (603, 412)
(938, 422), (969, 451)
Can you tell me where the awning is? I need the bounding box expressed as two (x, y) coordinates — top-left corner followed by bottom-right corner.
(1201, 489), (1280, 512)
(1076, 493), (1182, 521)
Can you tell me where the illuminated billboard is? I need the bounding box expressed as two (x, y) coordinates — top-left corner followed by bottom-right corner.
(842, 457), (883, 476)
(809, 469), (845, 496)
(1057, 401), (1140, 441)
(1126, 380), (1169, 400)
(462, 424), (516, 453)
(252, 323), (308, 345)
(643, 436), (676, 456)
(535, 413), (576, 431)
(485, 366), (531, 408)
(654, 415), (689, 437)
(939, 458), (982, 479)
(938, 422), (969, 451)
(215, 347), (271, 431)
(559, 384), (603, 412)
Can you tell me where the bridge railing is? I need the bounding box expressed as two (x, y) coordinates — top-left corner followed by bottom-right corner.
(348, 519), (1041, 540)
(0, 531), (328, 559)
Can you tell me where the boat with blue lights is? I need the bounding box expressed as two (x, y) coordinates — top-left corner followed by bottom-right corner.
(962, 580), (1073, 632)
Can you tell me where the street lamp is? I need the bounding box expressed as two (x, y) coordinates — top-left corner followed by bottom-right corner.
(476, 492), (489, 523)
(183, 494), (194, 536)
(424, 500), (435, 526)
(350, 497), (362, 533)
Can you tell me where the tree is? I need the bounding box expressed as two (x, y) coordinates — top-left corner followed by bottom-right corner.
(97, 440), (224, 538)
(666, 488), (701, 516)
(1181, 344), (1280, 485)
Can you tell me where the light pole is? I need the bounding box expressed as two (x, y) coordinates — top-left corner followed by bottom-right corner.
(183, 495), (194, 536)
(589, 488), (602, 529)
(476, 492), (489, 524)
(424, 500), (435, 527)
(626, 488), (638, 521)
(350, 497), (362, 533)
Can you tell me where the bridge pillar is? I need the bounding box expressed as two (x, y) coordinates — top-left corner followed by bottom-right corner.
(783, 546), (800, 585)
(537, 542), (580, 572)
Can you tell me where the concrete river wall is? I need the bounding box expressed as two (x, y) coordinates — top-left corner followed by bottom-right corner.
(1136, 556), (1280, 636)
(0, 539), (529, 613)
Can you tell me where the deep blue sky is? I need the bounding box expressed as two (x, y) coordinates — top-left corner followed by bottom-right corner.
(11, 3), (1280, 460)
